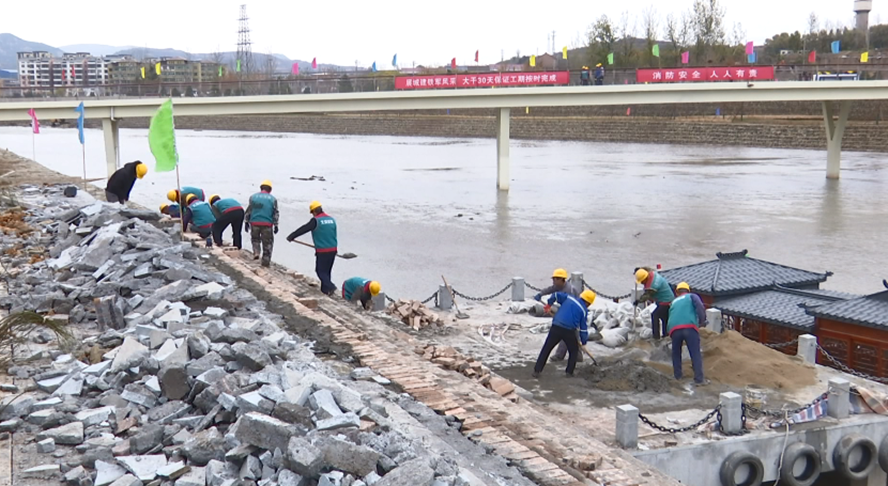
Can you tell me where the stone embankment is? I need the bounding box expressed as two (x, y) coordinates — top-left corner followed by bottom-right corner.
(0, 186), (542, 486)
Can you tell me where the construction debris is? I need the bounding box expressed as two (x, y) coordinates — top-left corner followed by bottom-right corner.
(387, 299), (444, 330)
(0, 185), (526, 486)
(415, 344), (519, 402)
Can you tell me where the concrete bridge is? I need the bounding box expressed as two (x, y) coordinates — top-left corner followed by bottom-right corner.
(1, 81), (887, 190)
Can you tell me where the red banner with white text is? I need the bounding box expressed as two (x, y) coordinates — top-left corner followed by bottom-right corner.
(395, 71), (570, 90)
(636, 66), (775, 83)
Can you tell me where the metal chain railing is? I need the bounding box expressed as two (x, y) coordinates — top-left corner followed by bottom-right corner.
(716, 404), (749, 435)
(638, 405), (721, 434)
(744, 392), (829, 418)
(385, 291), (438, 306)
(763, 338), (799, 350)
(817, 344), (888, 384)
(583, 279), (632, 301)
(452, 282), (513, 302)
(524, 281), (544, 292)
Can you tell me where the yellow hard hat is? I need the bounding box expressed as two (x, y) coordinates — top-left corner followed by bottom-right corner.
(552, 268), (569, 279)
(185, 194), (197, 204)
(167, 189), (179, 202)
(676, 282), (690, 292)
(635, 268), (649, 284)
(368, 281), (381, 296)
(309, 200), (322, 212)
(596, 63), (602, 67)
(135, 163), (148, 179)
(159, 203), (169, 212)
(209, 194), (220, 204)
(261, 180), (273, 189)
(580, 290), (596, 305)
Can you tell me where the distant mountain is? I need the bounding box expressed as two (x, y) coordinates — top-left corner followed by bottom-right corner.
(0, 69), (16, 79)
(0, 33), (63, 69)
(59, 44), (137, 56)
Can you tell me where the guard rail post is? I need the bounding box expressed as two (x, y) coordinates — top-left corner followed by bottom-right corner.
(437, 285), (453, 310)
(511, 277), (525, 302)
(828, 378), (850, 419)
(706, 308), (724, 333)
(372, 293), (386, 312)
(615, 404), (639, 449)
(720, 392), (742, 434)
(797, 334), (817, 364)
(570, 272), (583, 294)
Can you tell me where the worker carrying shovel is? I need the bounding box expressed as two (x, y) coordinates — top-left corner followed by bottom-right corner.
(533, 268), (584, 363)
(533, 290), (596, 378)
(635, 267), (675, 340)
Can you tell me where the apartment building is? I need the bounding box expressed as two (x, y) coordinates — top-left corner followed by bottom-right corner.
(17, 51), (115, 88)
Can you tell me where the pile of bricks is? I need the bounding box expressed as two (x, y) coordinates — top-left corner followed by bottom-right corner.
(415, 345), (519, 402)
(387, 300), (444, 330)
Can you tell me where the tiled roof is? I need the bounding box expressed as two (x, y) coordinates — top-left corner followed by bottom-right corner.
(659, 250), (832, 297)
(806, 282), (888, 329)
(716, 287), (856, 330)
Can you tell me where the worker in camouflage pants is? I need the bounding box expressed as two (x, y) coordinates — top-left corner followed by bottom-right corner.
(244, 180), (279, 267)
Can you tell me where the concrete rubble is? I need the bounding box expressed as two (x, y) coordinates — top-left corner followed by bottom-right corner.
(0, 186), (509, 486)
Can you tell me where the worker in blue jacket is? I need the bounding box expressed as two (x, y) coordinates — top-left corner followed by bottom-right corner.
(159, 203), (180, 219)
(208, 194), (245, 249)
(182, 194), (216, 244)
(636, 267), (675, 340)
(667, 282), (709, 386)
(533, 268), (583, 363)
(167, 186), (205, 208)
(533, 290), (596, 377)
(287, 201), (338, 295)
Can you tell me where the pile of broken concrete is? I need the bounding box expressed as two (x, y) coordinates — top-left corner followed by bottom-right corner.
(0, 186), (473, 486)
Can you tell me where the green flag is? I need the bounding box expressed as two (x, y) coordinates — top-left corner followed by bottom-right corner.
(218, 66), (223, 77)
(236, 59), (241, 72)
(652, 44), (660, 57)
(607, 52), (614, 65)
(148, 99), (178, 173)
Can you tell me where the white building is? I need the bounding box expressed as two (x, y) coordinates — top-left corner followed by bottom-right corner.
(17, 51), (114, 89)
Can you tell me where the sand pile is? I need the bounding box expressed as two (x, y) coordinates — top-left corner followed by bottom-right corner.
(692, 329), (816, 390)
(580, 357), (677, 393)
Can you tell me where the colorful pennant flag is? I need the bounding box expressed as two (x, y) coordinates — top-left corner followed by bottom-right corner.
(745, 42), (754, 55)
(140, 67), (146, 79)
(861, 51), (869, 63)
(311, 58), (318, 69)
(607, 52), (614, 65)
(392, 54), (398, 68)
(626, 107), (631, 116)
(27, 108), (39, 135)
(808, 51), (817, 63)
(218, 66), (223, 77)
(748, 53), (756, 63)
(831, 41), (841, 54)
(652, 44), (660, 57)
(371, 62), (377, 72)
(292, 63), (299, 75)
(74, 102), (85, 145)
(148, 99), (178, 173)
(236, 59), (241, 72)
(451, 58), (456, 69)
(475, 50), (479, 62)
(155, 62), (161, 75)
(562, 46), (568, 59)
(681, 51), (689, 64)
(530, 55), (536, 67)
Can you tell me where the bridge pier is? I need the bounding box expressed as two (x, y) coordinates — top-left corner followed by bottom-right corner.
(822, 101), (851, 179)
(496, 108), (510, 191)
(102, 117), (120, 179)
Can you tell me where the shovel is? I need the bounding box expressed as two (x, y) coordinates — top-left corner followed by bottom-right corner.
(576, 329), (599, 366)
(291, 239), (357, 259)
(441, 275), (470, 320)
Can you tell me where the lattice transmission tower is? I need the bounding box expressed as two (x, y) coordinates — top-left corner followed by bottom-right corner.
(236, 4), (253, 76)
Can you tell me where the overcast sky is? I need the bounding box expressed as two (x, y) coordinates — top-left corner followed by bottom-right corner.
(2, 0), (883, 67)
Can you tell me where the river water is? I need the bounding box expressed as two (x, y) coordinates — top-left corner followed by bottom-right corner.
(1, 126), (886, 298)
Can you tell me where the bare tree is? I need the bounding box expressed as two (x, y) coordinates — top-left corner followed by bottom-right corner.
(587, 15), (617, 65)
(666, 12), (692, 61)
(616, 11), (637, 63)
(691, 0), (727, 60)
(731, 22), (746, 47)
(808, 12), (819, 35)
(642, 6), (659, 65)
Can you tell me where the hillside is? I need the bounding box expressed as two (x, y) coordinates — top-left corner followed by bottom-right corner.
(0, 33), (62, 69)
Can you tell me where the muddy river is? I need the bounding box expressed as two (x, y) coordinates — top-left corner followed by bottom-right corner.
(1, 126), (886, 298)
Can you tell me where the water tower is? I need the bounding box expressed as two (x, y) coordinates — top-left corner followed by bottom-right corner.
(855, 0), (873, 48)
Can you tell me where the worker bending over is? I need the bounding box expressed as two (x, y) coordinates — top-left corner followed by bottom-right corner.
(533, 290), (596, 378)
(287, 201), (338, 296)
(159, 203), (180, 218)
(209, 195), (245, 249)
(244, 180), (279, 267)
(167, 186), (205, 208)
(668, 282), (709, 386)
(182, 194), (216, 244)
(635, 267), (675, 340)
(342, 277), (381, 310)
(105, 160), (147, 204)
(533, 268), (583, 363)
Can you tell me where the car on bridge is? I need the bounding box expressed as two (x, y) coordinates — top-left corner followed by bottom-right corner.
(813, 71), (861, 81)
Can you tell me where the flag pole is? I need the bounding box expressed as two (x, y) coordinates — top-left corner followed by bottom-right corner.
(81, 143), (87, 190)
(31, 130), (36, 162)
(171, 98), (184, 239)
